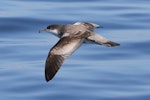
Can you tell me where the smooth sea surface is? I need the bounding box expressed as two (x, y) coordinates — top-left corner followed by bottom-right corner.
(0, 0), (150, 100)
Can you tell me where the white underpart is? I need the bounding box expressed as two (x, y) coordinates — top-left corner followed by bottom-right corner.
(50, 29), (59, 34)
(49, 29), (59, 37)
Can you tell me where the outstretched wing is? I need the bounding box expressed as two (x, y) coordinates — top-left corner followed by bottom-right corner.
(74, 22), (102, 31)
(45, 36), (84, 82)
(86, 33), (120, 47)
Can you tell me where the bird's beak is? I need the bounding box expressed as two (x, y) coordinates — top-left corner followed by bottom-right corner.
(39, 29), (47, 33)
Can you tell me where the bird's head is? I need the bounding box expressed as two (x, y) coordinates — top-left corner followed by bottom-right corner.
(39, 24), (62, 35)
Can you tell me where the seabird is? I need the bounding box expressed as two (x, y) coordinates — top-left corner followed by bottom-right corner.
(39, 22), (120, 82)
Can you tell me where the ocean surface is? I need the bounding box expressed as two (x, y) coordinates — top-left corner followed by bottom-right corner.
(0, 0), (150, 100)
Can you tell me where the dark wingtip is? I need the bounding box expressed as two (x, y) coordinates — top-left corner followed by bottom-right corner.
(45, 79), (49, 82)
(45, 77), (50, 82)
(45, 75), (53, 82)
(45, 76), (50, 82)
(45, 72), (54, 82)
(105, 41), (120, 47)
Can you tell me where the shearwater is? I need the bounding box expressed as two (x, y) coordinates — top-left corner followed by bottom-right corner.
(39, 22), (120, 82)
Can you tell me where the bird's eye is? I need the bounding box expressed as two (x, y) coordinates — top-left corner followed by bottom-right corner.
(47, 25), (51, 29)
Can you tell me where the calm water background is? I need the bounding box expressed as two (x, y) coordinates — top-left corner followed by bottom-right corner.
(0, 0), (150, 100)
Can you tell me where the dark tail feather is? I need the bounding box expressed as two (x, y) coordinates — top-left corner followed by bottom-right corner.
(104, 41), (120, 47)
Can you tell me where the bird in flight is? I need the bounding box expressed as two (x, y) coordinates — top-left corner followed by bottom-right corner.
(39, 22), (120, 82)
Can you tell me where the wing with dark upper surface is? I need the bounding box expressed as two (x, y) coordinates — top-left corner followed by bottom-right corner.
(45, 36), (84, 82)
(86, 33), (120, 47)
(74, 22), (102, 31)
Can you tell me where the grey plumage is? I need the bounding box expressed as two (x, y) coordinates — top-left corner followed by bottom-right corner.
(39, 22), (120, 82)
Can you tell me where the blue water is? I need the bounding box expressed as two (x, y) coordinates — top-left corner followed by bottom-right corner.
(1, 0), (150, 100)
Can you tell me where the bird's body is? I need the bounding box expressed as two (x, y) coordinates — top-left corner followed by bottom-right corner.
(39, 22), (120, 82)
